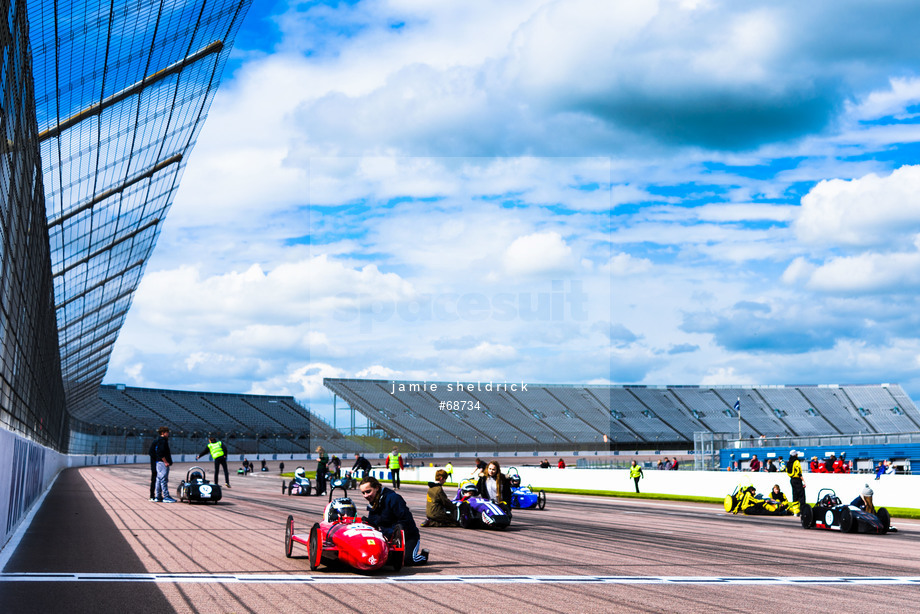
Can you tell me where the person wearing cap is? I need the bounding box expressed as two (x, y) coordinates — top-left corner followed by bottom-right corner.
(785, 450), (805, 512)
(850, 484), (875, 513)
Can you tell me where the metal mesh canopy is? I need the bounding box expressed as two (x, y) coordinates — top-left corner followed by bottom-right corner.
(27, 0), (252, 419)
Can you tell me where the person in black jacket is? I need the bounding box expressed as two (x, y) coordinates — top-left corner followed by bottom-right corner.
(315, 446), (328, 496)
(359, 476), (428, 565)
(148, 426), (175, 502)
(352, 453), (372, 479)
(476, 460), (512, 513)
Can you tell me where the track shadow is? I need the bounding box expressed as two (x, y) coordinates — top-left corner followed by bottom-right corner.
(0, 468), (175, 613)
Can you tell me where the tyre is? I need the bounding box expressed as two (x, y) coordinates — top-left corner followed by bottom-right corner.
(309, 523), (322, 571)
(839, 506), (855, 533)
(282, 482), (286, 494)
(177, 484), (183, 502)
(537, 490), (546, 510)
(877, 508), (891, 534)
(723, 495), (734, 513)
(285, 515), (294, 558)
(800, 503), (814, 529)
(458, 502), (472, 529)
(389, 524), (404, 571)
(305, 485), (312, 496)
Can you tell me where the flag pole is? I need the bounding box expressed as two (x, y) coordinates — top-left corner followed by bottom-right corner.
(737, 396), (741, 441)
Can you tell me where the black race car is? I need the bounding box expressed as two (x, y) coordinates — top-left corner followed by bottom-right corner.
(177, 466), (222, 504)
(282, 467), (313, 496)
(800, 488), (892, 534)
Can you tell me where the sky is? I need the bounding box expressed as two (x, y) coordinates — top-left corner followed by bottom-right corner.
(104, 0), (920, 424)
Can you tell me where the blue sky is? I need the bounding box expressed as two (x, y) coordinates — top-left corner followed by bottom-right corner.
(105, 0), (920, 423)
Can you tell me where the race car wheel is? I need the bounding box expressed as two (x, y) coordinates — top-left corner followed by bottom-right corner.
(458, 502), (472, 529)
(878, 507), (891, 534)
(309, 523), (322, 571)
(285, 515), (294, 558)
(304, 485), (312, 496)
(537, 490), (546, 510)
(282, 482), (286, 494)
(800, 503), (814, 529)
(723, 495), (734, 513)
(389, 524), (404, 571)
(839, 506), (855, 533)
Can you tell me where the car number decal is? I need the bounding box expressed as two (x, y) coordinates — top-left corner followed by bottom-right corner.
(825, 510), (834, 525)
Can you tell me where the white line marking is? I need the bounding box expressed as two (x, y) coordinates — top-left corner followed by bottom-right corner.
(2, 573), (920, 585)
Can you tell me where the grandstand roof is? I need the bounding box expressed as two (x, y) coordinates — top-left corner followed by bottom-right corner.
(28, 0), (252, 420)
(324, 379), (920, 450)
(90, 384), (316, 438)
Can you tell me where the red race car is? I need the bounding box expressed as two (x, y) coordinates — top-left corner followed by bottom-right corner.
(285, 498), (405, 572)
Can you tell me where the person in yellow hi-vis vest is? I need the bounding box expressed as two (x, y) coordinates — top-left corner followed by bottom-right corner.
(444, 461), (453, 482)
(386, 448), (404, 490)
(629, 460), (644, 493)
(197, 436), (231, 487)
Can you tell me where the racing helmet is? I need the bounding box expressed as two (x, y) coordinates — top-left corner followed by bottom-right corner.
(461, 483), (479, 497)
(508, 474), (521, 488)
(294, 467), (306, 478)
(821, 493), (841, 507)
(189, 469), (204, 482)
(325, 497), (358, 522)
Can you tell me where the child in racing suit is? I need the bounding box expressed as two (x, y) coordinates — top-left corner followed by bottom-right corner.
(422, 469), (460, 527)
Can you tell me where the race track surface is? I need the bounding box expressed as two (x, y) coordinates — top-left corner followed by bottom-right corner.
(3, 464), (920, 613)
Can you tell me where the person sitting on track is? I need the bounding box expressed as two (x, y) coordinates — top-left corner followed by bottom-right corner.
(422, 469), (460, 527)
(359, 476), (429, 565)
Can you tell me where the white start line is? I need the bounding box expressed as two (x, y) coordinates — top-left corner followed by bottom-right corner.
(2, 573), (920, 585)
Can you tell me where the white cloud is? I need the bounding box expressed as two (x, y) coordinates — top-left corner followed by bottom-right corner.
(795, 165), (920, 248)
(503, 231), (575, 275)
(848, 77), (920, 122)
(805, 251), (920, 293)
(604, 253), (652, 275)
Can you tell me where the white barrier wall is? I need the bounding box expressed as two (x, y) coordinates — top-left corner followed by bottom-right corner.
(389, 465), (920, 509)
(0, 429), (149, 554)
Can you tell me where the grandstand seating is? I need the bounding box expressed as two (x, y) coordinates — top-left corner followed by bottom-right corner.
(73, 385), (364, 455)
(323, 379), (920, 451)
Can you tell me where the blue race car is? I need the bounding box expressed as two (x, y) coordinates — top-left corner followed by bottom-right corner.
(507, 467), (546, 510)
(453, 481), (511, 529)
(282, 467), (313, 496)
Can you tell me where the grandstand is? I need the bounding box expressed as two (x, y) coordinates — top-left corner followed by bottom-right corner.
(324, 379), (920, 452)
(66, 385), (362, 455)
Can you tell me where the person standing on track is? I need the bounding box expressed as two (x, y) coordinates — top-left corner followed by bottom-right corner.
(785, 449), (805, 513)
(196, 436), (231, 488)
(315, 446), (329, 496)
(629, 460), (644, 493)
(149, 426), (176, 502)
(444, 461), (453, 481)
(352, 453), (372, 480)
(386, 447), (404, 490)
